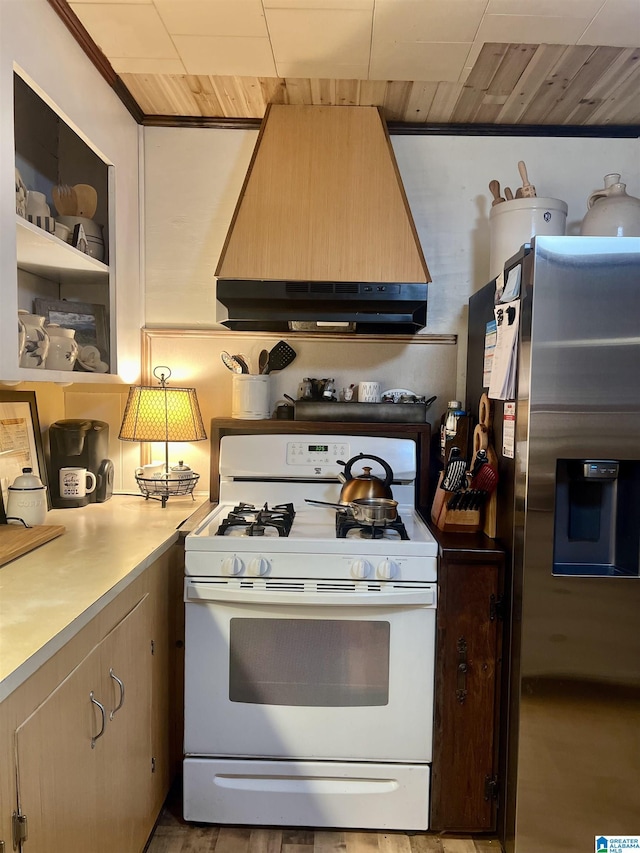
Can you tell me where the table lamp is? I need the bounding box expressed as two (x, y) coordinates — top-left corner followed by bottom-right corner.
(119, 366), (206, 506)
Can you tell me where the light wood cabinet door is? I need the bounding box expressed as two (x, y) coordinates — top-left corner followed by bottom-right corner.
(98, 594), (153, 852)
(15, 640), (105, 852)
(14, 595), (152, 853)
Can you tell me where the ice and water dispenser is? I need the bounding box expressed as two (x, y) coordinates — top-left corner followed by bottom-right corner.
(553, 459), (640, 577)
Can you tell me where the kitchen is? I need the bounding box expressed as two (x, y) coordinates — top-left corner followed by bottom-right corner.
(1, 1), (639, 852)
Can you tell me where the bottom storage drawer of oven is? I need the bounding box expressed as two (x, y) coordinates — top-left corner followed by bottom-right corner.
(183, 757), (430, 830)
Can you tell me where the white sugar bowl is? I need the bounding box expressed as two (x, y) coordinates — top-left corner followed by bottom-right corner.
(45, 324), (79, 371)
(166, 461), (194, 493)
(7, 468), (48, 526)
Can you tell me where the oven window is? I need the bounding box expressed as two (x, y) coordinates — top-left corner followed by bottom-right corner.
(229, 618), (390, 706)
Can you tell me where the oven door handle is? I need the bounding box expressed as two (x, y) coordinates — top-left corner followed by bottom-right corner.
(185, 582), (435, 608)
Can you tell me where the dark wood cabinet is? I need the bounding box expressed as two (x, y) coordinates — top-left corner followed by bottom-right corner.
(429, 531), (505, 833)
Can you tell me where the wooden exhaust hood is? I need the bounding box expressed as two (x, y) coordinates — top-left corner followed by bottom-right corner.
(216, 105), (431, 334)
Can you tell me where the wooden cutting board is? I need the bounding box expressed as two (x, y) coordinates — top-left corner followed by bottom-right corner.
(0, 524), (65, 567)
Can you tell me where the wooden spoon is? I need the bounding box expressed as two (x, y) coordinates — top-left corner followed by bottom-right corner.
(73, 184), (98, 218)
(517, 161), (536, 197)
(52, 184), (77, 216)
(489, 180), (505, 206)
(504, 186), (514, 201)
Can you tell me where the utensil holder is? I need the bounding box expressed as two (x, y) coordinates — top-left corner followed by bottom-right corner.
(231, 374), (270, 419)
(489, 197), (567, 280)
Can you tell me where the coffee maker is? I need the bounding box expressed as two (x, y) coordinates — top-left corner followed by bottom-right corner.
(49, 419), (114, 508)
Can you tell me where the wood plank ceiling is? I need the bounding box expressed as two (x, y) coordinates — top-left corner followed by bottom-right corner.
(52, 1), (640, 129)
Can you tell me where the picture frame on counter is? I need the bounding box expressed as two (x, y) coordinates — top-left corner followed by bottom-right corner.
(0, 389), (50, 510)
(34, 298), (110, 372)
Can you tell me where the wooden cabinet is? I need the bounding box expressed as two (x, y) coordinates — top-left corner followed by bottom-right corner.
(429, 532), (505, 833)
(0, 542), (184, 852)
(1, 1), (142, 384)
(15, 596), (151, 853)
(11, 72), (114, 382)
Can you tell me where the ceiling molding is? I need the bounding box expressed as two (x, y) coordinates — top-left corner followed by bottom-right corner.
(47, 0), (143, 123)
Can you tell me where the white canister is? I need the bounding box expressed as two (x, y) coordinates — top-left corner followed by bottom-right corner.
(358, 381), (381, 403)
(232, 374), (270, 419)
(489, 197), (568, 280)
(6, 468), (48, 526)
(45, 324), (79, 371)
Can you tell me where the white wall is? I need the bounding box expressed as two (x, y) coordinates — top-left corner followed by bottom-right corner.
(143, 126), (640, 403)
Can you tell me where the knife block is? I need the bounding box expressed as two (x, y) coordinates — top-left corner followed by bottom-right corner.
(431, 472), (481, 533)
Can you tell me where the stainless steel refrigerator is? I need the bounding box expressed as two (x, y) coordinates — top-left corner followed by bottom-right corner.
(466, 236), (640, 853)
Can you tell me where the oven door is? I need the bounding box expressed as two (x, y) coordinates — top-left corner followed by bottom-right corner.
(184, 578), (436, 762)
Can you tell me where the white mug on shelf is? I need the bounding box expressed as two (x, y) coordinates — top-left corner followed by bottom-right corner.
(59, 467), (96, 499)
(358, 381), (381, 403)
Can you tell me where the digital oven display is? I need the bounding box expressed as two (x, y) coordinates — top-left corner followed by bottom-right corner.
(308, 445), (328, 452)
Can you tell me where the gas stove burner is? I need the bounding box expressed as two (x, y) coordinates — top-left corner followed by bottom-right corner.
(336, 511), (410, 541)
(216, 502), (296, 537)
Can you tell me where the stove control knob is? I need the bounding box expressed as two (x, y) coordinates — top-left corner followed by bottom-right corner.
(350, 558), (372, 579)
(248, 557), (270, 576)
(221, 556), (244, 576)
(377, 559), (399, 580)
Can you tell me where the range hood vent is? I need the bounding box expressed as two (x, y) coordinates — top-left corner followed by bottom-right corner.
(217, 279), (427, 334)
(216, 105), (430, 334)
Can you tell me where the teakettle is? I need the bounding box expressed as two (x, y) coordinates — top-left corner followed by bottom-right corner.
(580, 173), (640, 237)
(6, 467), (48, 526)
(337, 453), (394, 503)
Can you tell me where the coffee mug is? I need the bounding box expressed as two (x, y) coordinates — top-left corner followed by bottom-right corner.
(358, 381), (381, 403)
(60, 467), (96, 498)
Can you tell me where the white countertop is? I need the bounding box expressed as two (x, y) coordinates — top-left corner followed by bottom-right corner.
(0, 495), (207, 702)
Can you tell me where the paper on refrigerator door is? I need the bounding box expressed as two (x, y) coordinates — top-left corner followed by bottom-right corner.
(503, 401), (516, 458)
(488, 300), (520, 400)
(483, 319), (497, 389)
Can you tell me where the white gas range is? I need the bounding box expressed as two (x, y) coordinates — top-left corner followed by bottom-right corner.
(183, 433), (438, 831)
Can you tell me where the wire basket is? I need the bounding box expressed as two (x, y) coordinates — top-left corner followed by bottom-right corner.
(135, 473), (200, 507)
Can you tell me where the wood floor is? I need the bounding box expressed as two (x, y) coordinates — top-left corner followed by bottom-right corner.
(146, 786), (503, 853)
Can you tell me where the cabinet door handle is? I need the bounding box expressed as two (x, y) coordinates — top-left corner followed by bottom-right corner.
(109, 668), (125, 720)
(90, 691), (106, 748)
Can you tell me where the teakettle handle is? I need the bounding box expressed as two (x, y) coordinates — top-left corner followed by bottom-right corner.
(587, 189), (610, 209)
(340, 453), (394, 486)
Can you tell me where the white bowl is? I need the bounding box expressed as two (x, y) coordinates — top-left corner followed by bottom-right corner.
(56, 215), (103, 241)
